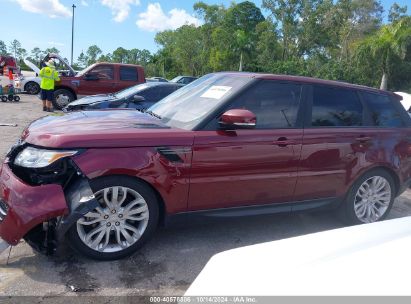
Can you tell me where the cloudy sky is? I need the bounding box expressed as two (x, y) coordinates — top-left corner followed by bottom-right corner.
(2, 0), (401, 62)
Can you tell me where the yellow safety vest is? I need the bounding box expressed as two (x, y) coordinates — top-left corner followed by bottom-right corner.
(39, 66), (60, 90)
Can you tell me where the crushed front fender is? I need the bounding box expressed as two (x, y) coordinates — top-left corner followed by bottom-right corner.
(0, 162), (68, 245)
(0, 161), (98, 255)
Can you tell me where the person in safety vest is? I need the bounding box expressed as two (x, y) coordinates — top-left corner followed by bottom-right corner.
(39, 59), (60, 112)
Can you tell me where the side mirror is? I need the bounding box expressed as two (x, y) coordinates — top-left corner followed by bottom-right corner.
(132, 95), (145, 102)
(219, 109), (256, 130)
(84, 73), (99, 81)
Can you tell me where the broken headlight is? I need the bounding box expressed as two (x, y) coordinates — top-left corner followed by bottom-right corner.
(14, 147), (79, 168)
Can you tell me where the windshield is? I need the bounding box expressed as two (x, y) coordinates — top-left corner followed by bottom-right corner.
(115, 83), (151, 99)
(170, 76), (182, 83)
(148, 73), (253, 130)
(76, 65), (94, 77)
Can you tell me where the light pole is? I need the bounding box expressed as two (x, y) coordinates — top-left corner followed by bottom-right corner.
(71, 4), (76, 66)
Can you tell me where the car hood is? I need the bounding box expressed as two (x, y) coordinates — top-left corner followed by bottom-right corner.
(21, 111), (193, 148)
(24, 59), (40, 74)
(67, 94), (118, 107)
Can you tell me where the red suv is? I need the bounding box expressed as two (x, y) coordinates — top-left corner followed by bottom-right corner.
(1, 72), (411, 260)
(39, 53), (145, 109)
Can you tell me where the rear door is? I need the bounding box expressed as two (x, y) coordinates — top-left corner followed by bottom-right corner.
(188, 80), (305, 211)
(117, 66), (140, 92)
(294, 85), (380, 201)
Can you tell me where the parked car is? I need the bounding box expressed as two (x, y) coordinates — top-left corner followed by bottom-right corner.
(1, 72), (411, 260)
(63, 82), (183, 112)
(147, 77), (168, 82)
(186, 216), (411, 296)
(169, 75), (197, 85)
(38, 53), (145, 109)
(13, 59), (41, 94)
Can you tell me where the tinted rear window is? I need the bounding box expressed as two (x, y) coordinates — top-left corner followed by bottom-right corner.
(361, 92), (404, 127)
(311, 86), (363, 127)
(120, 67), (138, 81)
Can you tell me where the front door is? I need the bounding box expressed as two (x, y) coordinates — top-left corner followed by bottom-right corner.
(188, 80), (304, 211)
(78, 65), (116, 96)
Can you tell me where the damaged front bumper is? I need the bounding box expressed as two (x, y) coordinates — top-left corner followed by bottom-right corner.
(0, 158), (98, 255)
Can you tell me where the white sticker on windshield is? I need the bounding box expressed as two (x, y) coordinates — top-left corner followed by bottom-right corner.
(200, 86), (232, 99)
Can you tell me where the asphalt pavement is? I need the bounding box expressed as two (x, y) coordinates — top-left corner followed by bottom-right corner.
(1, 94), (411, 296)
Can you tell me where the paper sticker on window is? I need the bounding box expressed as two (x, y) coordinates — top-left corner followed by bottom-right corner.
(200, 86), (232, 99)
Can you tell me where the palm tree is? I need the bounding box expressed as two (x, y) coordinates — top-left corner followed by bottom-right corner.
(355, 16), (411, 90)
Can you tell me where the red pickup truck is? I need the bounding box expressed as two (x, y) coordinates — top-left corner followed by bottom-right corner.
(41, 54), (146, 109)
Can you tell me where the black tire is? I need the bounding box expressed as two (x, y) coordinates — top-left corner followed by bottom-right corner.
(67, 176), (159, 260)
(53, 89), (75, 110)
(339, 169), (396, 225)
(7, 95), (13, 101)
(1, 96), (7, 102)
(13, 95), (20, 102)
(24, 81), (40, 95)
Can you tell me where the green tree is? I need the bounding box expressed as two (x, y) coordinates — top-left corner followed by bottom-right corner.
(45, 47), (60, 54)
(8, 39), (21, 58)
(388, 2), (408, 23)
(77, 51), (88, 68)
(86, 45), (102, 65)
(255, 20), (281, 70)
(355, 17), (411, 89)
(30, 47), (43, 65)
(262, 0), (303, 60)
(0, 40), (7, 55)
(111, 47), (128, 63)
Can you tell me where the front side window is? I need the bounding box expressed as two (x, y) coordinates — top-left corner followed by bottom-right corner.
(311, 86), (363, 127)
(120, 67), (138, 81)
(227, 80), (302, 129)
(361, 92), (404, 127)
(89, 65), (114, 80)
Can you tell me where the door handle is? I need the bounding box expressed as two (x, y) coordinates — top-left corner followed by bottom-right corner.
(273, 137), (295, 147)
(355, 136), (371, 143)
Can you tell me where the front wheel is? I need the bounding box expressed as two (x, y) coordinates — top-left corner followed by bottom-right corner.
(53, 89), (75, 109)
(341, 169), (395, 224)
(67, 176), (159, 260)
(24, 81), (40, 95)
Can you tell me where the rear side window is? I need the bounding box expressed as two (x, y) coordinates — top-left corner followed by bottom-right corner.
(228, 80), (302, 129)
(361, 92), (404, 127)
(311, 86), (363, 127)
(120, 67), (138, 81)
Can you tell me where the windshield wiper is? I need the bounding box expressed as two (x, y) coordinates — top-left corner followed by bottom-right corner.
(144, 110), (162, 119)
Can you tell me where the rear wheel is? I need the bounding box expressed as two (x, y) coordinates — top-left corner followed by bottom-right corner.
(53, 89), (75, 109)
(24, 81), (40, 95)
(341, 169), (395, 224)
(67, 176), (159, 260)
(1, 96), (7, 102)
(13, 95), (20, 102)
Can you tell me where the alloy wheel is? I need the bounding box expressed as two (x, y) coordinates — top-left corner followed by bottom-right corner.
(353, 176), (391, 223)
(76, 186), (149, 253)
(55, 94), (71, 108)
